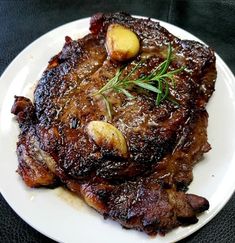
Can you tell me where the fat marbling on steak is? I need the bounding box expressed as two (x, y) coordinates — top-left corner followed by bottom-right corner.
(11, 12), (216, 235)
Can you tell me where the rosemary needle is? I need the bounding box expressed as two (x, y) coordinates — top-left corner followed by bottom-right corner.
(94, 44), (185, 119)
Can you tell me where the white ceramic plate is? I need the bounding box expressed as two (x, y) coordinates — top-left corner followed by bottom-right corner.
(0, 16), (235, 243)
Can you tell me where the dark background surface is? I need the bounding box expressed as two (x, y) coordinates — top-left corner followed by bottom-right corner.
(0, 0), (234, 242)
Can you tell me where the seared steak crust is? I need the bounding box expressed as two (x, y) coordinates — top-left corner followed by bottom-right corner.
(11, 12), (216, 235)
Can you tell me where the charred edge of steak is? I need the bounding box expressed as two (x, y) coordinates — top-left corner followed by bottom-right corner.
(11, 96), (36, 131)
(161, 108), (211, 191)
(34, 34), (107, 125)
(67, 178), (209, 236)
(186, 194), (209, 213)
(16, 130), (59, 188)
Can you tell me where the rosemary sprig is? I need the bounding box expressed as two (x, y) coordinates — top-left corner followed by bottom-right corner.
(94, 44), (185, 118)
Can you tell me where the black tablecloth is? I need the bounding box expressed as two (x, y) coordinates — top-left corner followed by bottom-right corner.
(0, 1), (234, 242)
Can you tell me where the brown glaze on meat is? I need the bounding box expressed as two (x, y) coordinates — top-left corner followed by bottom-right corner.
(11, 13), (216, 235)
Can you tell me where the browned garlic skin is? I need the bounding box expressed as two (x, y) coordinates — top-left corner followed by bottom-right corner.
(106, 24), (140, 62)
(87, 121), (128, 158)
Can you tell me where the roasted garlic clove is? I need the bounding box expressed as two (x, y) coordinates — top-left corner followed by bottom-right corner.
(106, 24), (140, 62)
(87, 121), (128, 158)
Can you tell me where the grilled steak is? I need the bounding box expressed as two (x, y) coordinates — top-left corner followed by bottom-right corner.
(11, 12), (216, 235)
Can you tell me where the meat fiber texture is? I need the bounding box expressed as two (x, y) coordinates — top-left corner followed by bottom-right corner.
(11, 12), (216, 235)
